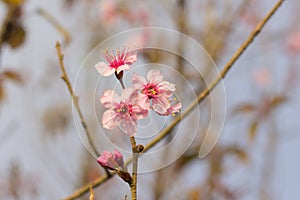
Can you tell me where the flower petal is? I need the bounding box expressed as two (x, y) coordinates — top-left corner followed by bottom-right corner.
(100, 90), (121, 108)
(121, 88), (134, 101)
(97, 151), (115, 170)
(125, 54), (137, 64)
(113, 149), (124, 169)
(119, 118), (137, 136)
(158, 81), (176, 94)
(95, 62), (115, 76)
(116, 64), (130, 74)
(132, 73), (146, 89)
(130, 92), (150, 110)
(161, 102), (182, 116)
(131, 105), (148, 120)
(152, 96), (171, 114)
(147, 70), (163, 83)
(102, 110), (119, 129)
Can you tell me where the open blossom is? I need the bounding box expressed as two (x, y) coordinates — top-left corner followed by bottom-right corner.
(132, 70), (181, 115)
(97, 149), (125, 171)
(95, 48), (137, 77)
(100, 88), (149, 136)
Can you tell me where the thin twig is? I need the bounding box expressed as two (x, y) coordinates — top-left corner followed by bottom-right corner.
(55, 42), (99, 157)
(62, 0), (284, 199)
(130, 136), (138, 200)
(39, 9), (71, 45)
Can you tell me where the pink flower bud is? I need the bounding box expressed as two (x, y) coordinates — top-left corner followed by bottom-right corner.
(97, 149), (125, 171)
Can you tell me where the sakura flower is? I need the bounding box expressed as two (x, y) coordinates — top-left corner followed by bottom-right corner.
(132, 70), (178, 115)
(100, 88), (149, 136)
(95, 48), (137, 77)
(97, 149), (125, 171)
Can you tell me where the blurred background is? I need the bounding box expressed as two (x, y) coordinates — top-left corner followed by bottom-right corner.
(0, 0), (300, 199)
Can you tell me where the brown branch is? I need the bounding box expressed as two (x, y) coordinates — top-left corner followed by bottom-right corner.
(62, 0), (284, 199)
(0, 4), (19, 68)
(130, 136), (138, 200)
(55, 42), (99, 157)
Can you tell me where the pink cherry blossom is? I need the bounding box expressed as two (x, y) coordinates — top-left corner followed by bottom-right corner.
(253, 68), (271, 87)
(286, 31), (300, 53)
(99, 0), (117, 25)
(97, 149), (124, 171)
(100, 88), (149, 136)
(132, 70), (180, 115)
(95, 48), (137, 77)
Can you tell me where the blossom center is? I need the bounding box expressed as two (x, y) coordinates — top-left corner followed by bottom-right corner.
(142, 83), (159, 98)
(104, 49), (128, 69)
(115, 102), (133, 117)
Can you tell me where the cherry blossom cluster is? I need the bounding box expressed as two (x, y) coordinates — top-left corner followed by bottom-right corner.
(95, 48), (182, 136)
(95, 48), (181, 176)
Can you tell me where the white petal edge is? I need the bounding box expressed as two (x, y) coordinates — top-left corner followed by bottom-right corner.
(147, 70), (163, 83)
(95, 62), (115, 76)
(102, 110), (119, 129)
(125, 54), (137, 64)
(100, 90), (121, 108)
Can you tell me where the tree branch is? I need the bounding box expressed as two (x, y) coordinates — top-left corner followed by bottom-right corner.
(55, 42), (100, 157)
(130, 136), (138, 200)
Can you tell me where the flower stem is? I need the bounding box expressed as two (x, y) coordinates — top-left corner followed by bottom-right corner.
(119, 78), (125, 89)
(115, 71), (125, 89)
(130, 136), (138, 200)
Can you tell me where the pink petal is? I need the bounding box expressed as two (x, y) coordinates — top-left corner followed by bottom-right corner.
(121, 88), (134, 101)
(152, 96), (171, 114)
(119, 118), (137, 136)
(147, 70), (163, 83)
(158, 81), (176, 93)
(97, 151), (113, 168)
(161, 102), (182, 116)
(102, 110), (119, 129)
(100, 90), (121, 108)
(131, 105), (148, 120)
(130, 92), (150, 110)
(95, 62), (115, 76)
(113, 149), (124, 168)
(97, 151), (119, 170)
(132, 73), (146, 89)
(116, 64), (130, 74)
(101, 151), (113, 159)
(125, 54), (137, 64)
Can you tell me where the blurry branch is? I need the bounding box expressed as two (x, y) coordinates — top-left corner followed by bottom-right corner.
(209, 0), (250, 61)
(0, 3), (19, 67)
(38, 9), (71, 45)
(63, 0), (284, 199)
(0, 3), (18, 46)
(89, 186), (94, 200)
(259, 117), (278, 200)
(233, 94), (288, 144)
(141, 0), (285, 154)
(55, 42), (99, 157)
